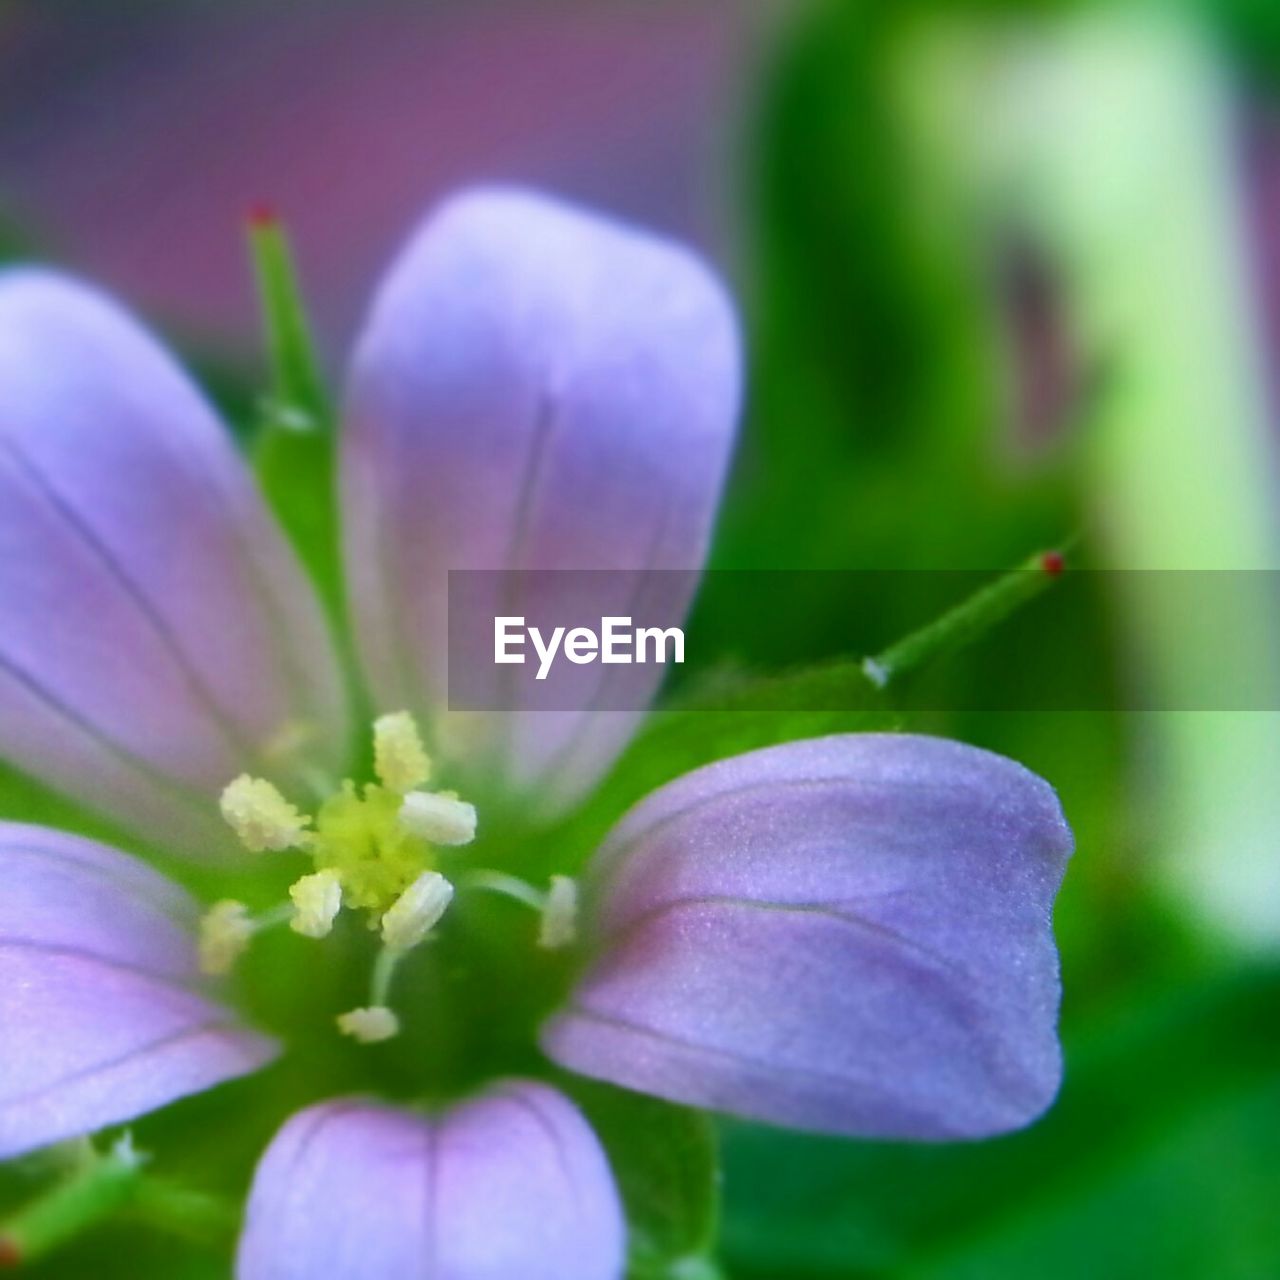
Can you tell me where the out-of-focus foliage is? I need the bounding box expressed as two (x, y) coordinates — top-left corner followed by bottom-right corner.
(703, 2), (1280, 1276)
(722, 967), (1280, 1278)
(569, 1082), (721, 1279)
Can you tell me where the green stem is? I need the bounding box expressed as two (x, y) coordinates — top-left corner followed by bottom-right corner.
(863, 549), (1067, 689)
(0, 1138), (144, 1267)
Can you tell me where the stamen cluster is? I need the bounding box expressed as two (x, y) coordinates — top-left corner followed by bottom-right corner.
(201, 712), (472, 1041)
(198, 711), (576, 1044)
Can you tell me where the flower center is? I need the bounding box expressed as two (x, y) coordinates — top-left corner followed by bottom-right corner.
(199, 711), (576, 1046)
(310, 781), (437, 917)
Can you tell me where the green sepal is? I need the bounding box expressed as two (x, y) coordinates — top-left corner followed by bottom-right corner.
(246, 211), (344, 617)
(246, 210), (328, 433)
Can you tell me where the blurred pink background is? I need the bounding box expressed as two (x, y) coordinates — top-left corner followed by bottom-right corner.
(0, 1), (757, 359)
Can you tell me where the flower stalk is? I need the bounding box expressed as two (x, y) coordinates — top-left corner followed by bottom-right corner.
(862, 549), (1068, 689)
(0, 1141), (240, 1268)
(0, 1138), (145, 1268)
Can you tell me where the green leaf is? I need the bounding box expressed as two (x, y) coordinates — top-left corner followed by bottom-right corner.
(566, 1080), (721, 1279)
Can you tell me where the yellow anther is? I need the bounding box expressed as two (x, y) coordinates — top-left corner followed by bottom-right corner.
(398, 790), (476, 846)
(198, 900), (253, 975)
(372, 711), (431, 794)
(539, 875), (579, 950)
(336, 1006), (400, 1043)
(220, 775), (312, 853)
(288, 869), (343, 938)
(380, 871), (453, 952)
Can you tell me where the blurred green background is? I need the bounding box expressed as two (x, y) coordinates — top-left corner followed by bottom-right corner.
(1, 1), (1278, 1277)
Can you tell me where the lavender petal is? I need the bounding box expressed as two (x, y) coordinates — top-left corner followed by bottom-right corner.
(237, 1082), (624, 1279)
(544, 734), (1074, 1140)
(342, 187), (740, 811)
(0, 822), (277, 1158)
(0, 269), (348, 853)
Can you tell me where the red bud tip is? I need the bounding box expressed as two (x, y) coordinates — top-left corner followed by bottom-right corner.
(1040, 550), (1065, 577)
(246, 201), (278, 229)
(0, 1237), (22, 1268)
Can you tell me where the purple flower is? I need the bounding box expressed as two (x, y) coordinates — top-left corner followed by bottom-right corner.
(0, 188), (1073, 1276)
